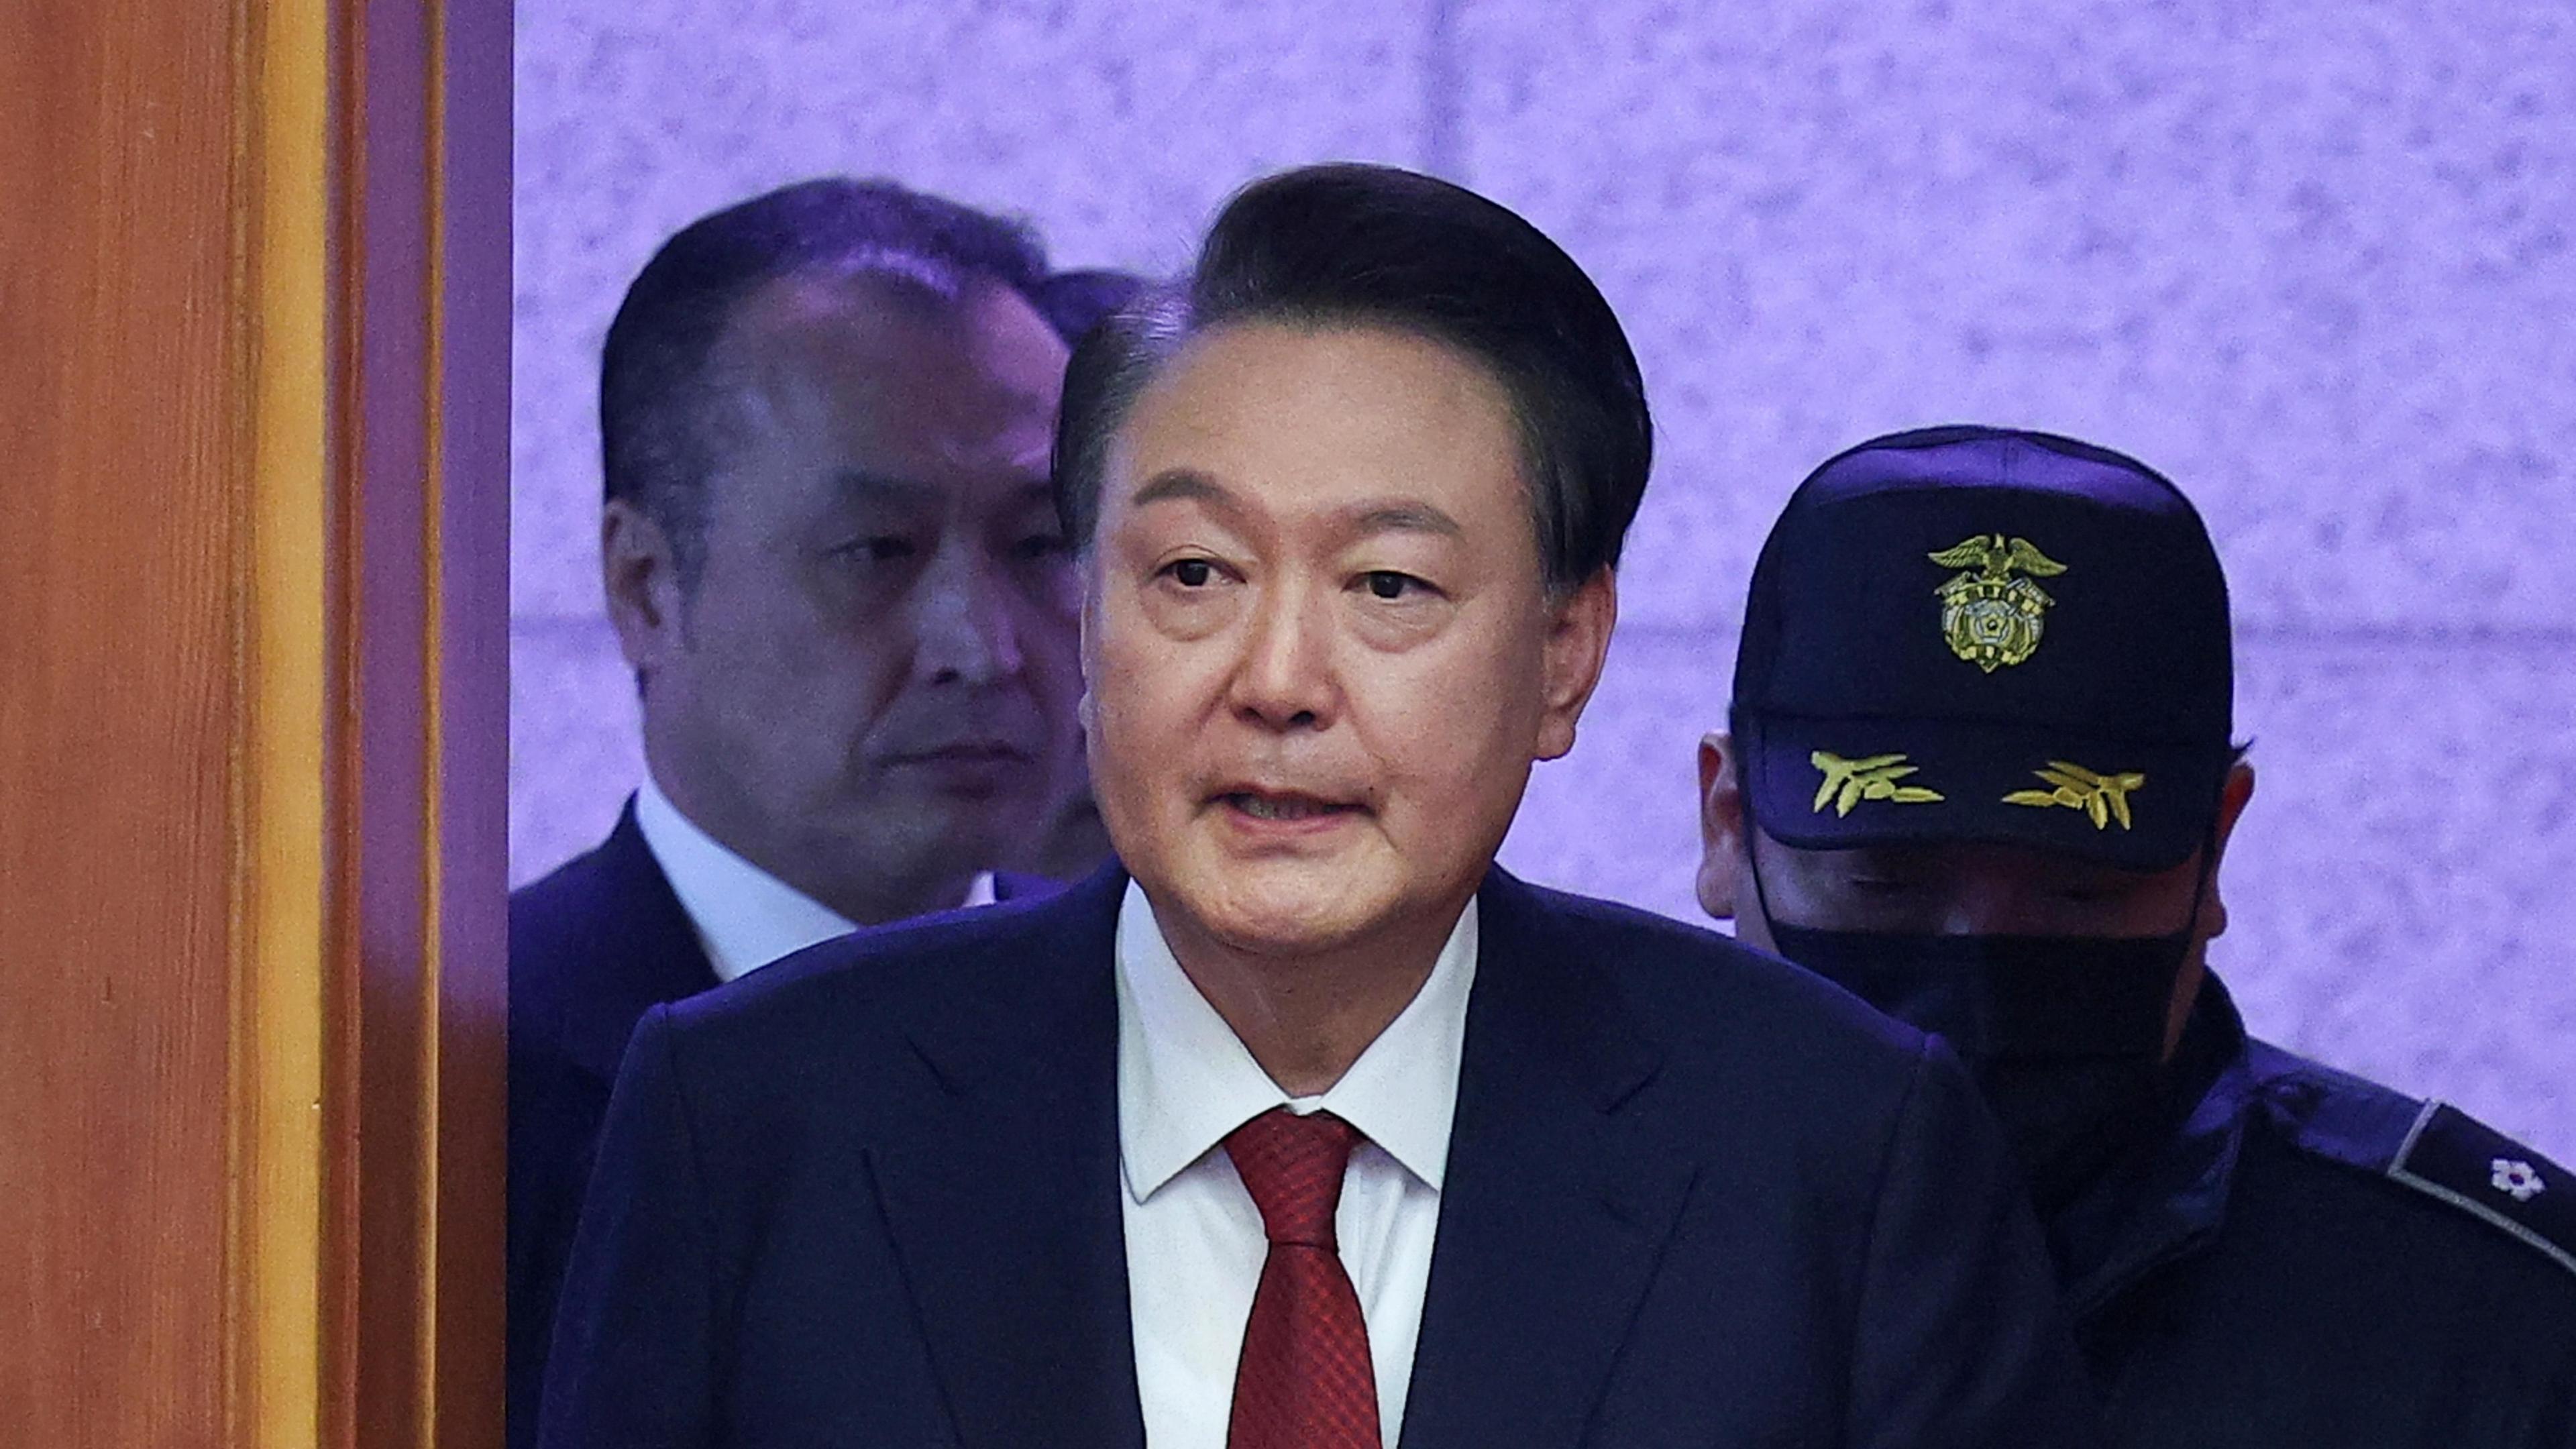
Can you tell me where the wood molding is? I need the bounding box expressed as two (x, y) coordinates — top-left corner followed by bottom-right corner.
(429, 0), (515, 1436)
(0, 2), (507, 1445)
(233, 0), (336, 1442)
(319, 0), (513, 1445)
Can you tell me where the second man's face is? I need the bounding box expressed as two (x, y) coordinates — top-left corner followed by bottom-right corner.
(1082, 321), (1613, 961)
(631, 274), (1083, 915)
(1741, 837), (2212, 945)
(1701, 738), (2252, 951)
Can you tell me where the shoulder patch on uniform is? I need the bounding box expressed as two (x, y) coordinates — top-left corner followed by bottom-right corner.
(2244, 1039), (2426, 1172)
(2386, 1102), (2576, 1279)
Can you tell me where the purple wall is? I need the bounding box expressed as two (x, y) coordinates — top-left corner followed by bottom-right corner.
(511, 0), (2576, 1157)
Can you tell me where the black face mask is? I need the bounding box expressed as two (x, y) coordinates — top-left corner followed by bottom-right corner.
(1762, 922), (2193, 1217)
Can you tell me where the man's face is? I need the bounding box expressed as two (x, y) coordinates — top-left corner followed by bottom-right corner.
(1083, 321), (1613, 960)
(1699, 739), (2254, 1052)
(607, 273), (1080, 920)
(1738, 837), (2212, 945)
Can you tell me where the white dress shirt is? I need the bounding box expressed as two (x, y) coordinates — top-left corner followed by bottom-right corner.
(1116, 879), (1477, 1449)
(631, 775), (994, 983)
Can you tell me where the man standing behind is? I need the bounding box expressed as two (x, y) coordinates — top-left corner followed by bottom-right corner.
(1013, 265), (1153, 880)
(1697, 425), (2576, 1444)
(507, 179), (1087, 1447)
(539, 164), (2096, 1448)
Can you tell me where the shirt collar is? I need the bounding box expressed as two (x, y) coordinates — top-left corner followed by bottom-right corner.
(1114, 877), (1477, 1203)
(633, 775), (995, 983)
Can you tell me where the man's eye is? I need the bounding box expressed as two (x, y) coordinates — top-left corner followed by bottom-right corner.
(833, 537), (916, 564)
(1161, 558), (1216, 588)
(1013, 533), (1071, 561)
(1360, 571), (1430, 600)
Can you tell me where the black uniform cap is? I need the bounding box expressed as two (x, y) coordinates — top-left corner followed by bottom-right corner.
(1732, 425), (2235, 871)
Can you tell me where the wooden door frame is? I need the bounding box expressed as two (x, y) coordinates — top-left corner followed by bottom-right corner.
(238, 0), (511, 1444)
(1, 1), (506, 1442)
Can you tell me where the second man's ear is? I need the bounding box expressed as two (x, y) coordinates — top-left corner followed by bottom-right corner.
(1696, 731), (1745, 920)
(601, 499), (690, 682)
(2196, 760), (2258, 942)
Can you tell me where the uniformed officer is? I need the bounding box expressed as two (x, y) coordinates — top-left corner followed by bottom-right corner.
(1696, 424), (2576, 1446)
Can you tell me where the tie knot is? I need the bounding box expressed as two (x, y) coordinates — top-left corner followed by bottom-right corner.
(1224, 1108), (1360, 1249)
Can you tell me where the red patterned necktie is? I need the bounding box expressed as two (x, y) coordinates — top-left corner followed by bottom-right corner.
(1222, 1108), (1383, 1449)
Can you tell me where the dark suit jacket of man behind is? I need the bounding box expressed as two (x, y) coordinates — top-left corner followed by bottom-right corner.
(541, 865), (2094, 1448)
(508, 802), (1057, 1448)
(508, 802), (706, 1449)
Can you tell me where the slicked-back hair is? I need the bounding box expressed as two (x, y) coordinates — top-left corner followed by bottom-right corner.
(1036, 268), (1152, 348)
(1053, 164), (1653, 593)
(600, 177), (1051, 588)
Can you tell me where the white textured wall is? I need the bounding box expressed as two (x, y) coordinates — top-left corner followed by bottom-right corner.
(514, 0), (2576, 1157)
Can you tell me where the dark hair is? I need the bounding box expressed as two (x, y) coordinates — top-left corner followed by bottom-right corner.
(600, 177), (1051, 586)
(1053, 164), (1652, 592)
(1036, 268), (1152, 347)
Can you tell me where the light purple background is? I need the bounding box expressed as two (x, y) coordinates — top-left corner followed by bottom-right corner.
(512, 0), (2575, 1159)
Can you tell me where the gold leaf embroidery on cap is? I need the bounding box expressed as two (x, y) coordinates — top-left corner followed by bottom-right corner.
(1810, 751), (1947, 818)
(1929, 535), (2068, 672)
(2002, 760), (2146, 830)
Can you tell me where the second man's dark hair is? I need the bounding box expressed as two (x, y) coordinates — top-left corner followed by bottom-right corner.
(1053, 164), (1653, 592)
(600, 177), (1051, 589)
(1036, 268), (1152, 348)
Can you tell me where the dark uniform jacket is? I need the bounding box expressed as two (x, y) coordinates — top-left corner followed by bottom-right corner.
(506, 799), (1054, 1449)
(536, 865), (2101, 1449)
(2060, 974), (2576, 1446)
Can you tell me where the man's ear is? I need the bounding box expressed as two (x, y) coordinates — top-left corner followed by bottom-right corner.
(2197, 759), (2257, 941)
(602, 500), (689, 686)
(1532, 568), (1617, 763)
(1696, 731), (1748, 920)
(1074, 555), (1103, 735)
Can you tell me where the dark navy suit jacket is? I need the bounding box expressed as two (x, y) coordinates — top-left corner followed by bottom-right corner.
(540, 865), (2101, 1448)
(508, 800), (1055, 1449)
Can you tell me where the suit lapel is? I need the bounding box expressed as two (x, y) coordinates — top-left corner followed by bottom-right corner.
(1400, 871), (1697, 1449)
(562, 801), (720, 1084)
(864, 870), (1146, 1449)
(991, 869), (1068, 904)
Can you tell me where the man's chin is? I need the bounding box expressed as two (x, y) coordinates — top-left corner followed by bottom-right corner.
(807, 797), (1013, 875)
(1164, 857), (1408, 961)
(881, 753), (1044, 802)
(859, 772), (1042, 826)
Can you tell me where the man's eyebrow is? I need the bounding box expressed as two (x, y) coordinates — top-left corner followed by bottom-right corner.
(1130, 469), (1238, 515)
(1124, 476), (1462, 542)
(828, 470), (936, 504)
(970, 477), (1060, 515)
(1344, 500), (1464, 540)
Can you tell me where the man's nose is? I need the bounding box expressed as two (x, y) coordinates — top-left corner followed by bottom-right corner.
(1225, 581), (1338, 733)
(910, 545), (1024, 687)
(1936, 878), (2027, 936)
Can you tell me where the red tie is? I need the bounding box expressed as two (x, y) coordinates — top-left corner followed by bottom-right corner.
(1223, 1108), (1383, 1449)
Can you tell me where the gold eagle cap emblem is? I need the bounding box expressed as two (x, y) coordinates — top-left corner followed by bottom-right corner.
(1928, 535), (2069, 672)
(2003, 761), (2145, 830)
(1809, 751), (1945, 816)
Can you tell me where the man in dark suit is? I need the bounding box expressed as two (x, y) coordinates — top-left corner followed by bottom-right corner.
(1008, 266), (1152, 882)
(540, 164), (2100, 1448)
(508, 179), (1095, 1448)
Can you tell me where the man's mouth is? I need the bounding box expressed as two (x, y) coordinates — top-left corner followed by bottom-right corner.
(1215, 788), (1364, 822)
(888, 741), (1030, 765)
